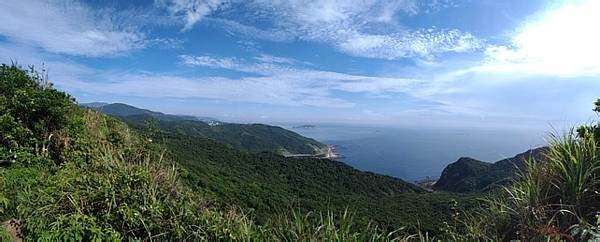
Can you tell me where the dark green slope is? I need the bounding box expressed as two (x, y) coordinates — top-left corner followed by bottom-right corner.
(145, 130), (475, 232)
(118, 113), (327, 155)
(86, 103), (327, 155)
(434, 147), (548, 193)
(82, 102), (203, 122)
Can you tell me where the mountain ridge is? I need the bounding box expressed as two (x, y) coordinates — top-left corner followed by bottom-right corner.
(434, 147), (549, 193)
(83, 102), (328, 155)
(81, 102), (217, 122)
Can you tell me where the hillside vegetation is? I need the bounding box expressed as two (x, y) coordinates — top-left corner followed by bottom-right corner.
(90, 103), (327, 155)
(0, 64), (250, 240)
(434, 147), (548, 193)
(143, 131), (477, 233)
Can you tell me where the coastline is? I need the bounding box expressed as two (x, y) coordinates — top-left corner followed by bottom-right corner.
(284, 145), (341, 159)
(324, 145), (341, 159)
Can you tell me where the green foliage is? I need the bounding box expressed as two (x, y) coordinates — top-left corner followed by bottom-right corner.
(0, 64), (72, 158)
(119, 113), (327, 155)
(0, 65), (207, 240)
(133, 127), (478, 235)
(2, 110), (197, 240)
(594, 98), (600, 113)
(262, 209), (407, 241)
(0, 227), (10, 241)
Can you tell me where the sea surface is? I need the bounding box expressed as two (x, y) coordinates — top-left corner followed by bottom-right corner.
(287, 124), (547, 182)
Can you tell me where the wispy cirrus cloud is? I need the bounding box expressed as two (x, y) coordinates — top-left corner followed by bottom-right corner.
(0, 0), (148, 57)
(155, 0), (228, 31)
(180, 55), (243, 70)
(161, 0), (483, 60)
(179, 54), (424, 94)
(245, 0), (483, 60)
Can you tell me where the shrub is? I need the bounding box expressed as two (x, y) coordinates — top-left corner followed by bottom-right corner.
(0, 64), (72, 160)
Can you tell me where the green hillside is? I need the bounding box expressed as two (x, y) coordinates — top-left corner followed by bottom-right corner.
(146, 130), (475, 232)
(83, 103), (206, 122)
(90, 104), (328, 155)
(434, 147), (548, 193)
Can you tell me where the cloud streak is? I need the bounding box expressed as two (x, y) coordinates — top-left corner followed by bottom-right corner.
(46, 53), (423, 108)
(156, 0), (228, 31)
(165, 0), (484, 60)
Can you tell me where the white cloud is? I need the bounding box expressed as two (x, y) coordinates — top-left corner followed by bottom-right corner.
(239, 0), (483, 60)
(180, 55), (242, 69)
(205, 18), (295, 42)
(334, 28), (483, 60)
(40, 53), (421, 108)
(479, 0), (600, 78)
(179, 54), (423, 93)
(0, 0), (147, 57)
(161, 0), (482, 60)
(156, 0), (227, 31)
(253, 54), (299, 65)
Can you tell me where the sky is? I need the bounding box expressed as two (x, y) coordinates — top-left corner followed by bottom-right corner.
(1, 0), (599, 129)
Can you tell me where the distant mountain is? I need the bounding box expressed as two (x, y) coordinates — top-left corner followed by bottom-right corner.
(81, 103), (209, 122)
(81, 102), (109, 108)
(434, 147), (549, 193)
(85, 103), (327, 155)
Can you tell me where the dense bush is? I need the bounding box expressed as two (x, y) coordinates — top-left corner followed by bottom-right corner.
(0, 64), (72, 160)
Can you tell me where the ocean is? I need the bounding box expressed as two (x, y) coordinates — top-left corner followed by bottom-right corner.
(287, 124), (548, 182)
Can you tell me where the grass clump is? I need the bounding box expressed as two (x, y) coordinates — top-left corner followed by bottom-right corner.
(454, 99), (600, 240)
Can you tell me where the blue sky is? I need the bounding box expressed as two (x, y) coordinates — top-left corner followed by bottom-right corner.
(1, 0), (599, 128)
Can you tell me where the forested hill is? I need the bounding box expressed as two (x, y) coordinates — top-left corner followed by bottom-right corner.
(130, 123), (476, 233)
(85, 103), (327, 155)
(434, 147), (548, 193)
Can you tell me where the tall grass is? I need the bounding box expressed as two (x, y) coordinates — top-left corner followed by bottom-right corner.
(460, 129), (600, 240)
(547, 131), (600, 225)
(265, 209), (393, 241)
